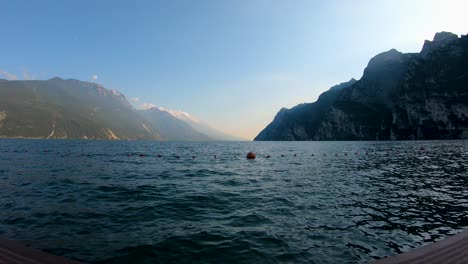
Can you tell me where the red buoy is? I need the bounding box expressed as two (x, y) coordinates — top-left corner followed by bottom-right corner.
(246, 152), (256, 159)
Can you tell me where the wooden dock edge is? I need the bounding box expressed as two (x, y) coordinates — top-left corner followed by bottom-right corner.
(2, 230), (467, 264)
(0, 237), (81, 264)
(371, 229), (468, 264)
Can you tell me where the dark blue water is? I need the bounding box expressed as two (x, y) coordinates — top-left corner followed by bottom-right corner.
(0, 139), (467, 263)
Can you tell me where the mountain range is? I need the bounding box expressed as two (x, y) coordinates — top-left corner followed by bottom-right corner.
(139, 107), (243, 141)
(255, 32), (468, 141)
(0, 78), (239, 141)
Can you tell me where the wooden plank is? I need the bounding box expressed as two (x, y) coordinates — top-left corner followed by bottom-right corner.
(2, 230), (468, 264)
(371, 229), (468, 264)
(0, 237), (81, 264)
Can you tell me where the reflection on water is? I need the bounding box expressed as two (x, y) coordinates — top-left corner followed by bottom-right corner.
(0, 140), (467, 263)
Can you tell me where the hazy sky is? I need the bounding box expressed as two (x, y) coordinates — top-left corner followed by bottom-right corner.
(1, 0), (467, 139)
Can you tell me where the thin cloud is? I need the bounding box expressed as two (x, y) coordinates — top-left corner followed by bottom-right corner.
(91, 74), (98, 81)
(140, 103), (156, 110)
(130, 97), (140, 103)
(22, 71), (34, 80)
(0, 70), (18, 80)
(158, 107), (199, 123)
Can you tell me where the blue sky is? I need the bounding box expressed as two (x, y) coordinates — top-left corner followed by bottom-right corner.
(1, 0), (467, 139)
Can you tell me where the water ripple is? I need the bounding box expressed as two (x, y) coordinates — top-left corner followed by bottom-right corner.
(0, 140), (467, 263)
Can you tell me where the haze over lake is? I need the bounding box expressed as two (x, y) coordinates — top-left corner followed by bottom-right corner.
(1, 139), (467, 263)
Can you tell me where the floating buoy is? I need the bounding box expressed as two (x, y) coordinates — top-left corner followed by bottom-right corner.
(420, 147), (426, 151)
(311, 154), (314, 156)
(266, 155), (271, 158)
(175, 155), (180, 159)
(192, 156), (196, 159)
(139, 154), (145, 157)
(157, 154), (162, 158)
(214, 155), (217, 159)
(281, 154), (285, 157)
(294, 154), (297, 157)
(246, 152), (256, 159)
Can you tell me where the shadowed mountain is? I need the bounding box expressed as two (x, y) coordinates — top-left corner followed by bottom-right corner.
(255, 32), (468, 141)
(0, 78), (161, 140)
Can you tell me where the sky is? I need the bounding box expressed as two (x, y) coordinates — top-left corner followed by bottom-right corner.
(1, 0), (467, 139)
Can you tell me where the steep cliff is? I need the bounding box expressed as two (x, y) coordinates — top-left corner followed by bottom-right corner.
(255, 32), (468, 141)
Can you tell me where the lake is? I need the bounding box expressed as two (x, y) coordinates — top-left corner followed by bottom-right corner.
(0, 139), (467, 263)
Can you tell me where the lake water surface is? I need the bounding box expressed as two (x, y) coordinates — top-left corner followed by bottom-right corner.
(0, 140), (467, 263)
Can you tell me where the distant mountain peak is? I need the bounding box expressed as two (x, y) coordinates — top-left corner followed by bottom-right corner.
(367, 49), (404, 68)
(421, 31), (459, 58)
(433, 31), (459, 43)
(361, 49), (409, 86)
(142, 105), (243, 141)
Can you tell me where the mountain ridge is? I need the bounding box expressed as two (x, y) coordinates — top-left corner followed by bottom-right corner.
(139, 107), (212, 141)
(0, 78), (241, 141)
(0, 78), (161, 140)
(147, 106), (246, 141)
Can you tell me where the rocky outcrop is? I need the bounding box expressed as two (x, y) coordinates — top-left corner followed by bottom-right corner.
(0, 111), (6, 122)
(255, 32), (468, 141)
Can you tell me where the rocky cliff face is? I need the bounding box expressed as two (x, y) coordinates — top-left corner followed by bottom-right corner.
(255, 32), (468, 141)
